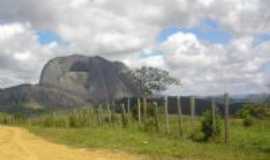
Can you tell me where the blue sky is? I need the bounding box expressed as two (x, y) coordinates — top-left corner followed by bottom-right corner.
(37, 30), (63, 45)
(158, 19), (233, 44)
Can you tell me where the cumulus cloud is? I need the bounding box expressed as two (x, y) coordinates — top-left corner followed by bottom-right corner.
(0, 0), (270, 95)
(159, 32), (270, 95)
(0, 23), (63, 87)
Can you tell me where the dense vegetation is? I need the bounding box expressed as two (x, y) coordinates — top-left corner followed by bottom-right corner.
(0, 103), (269, 160)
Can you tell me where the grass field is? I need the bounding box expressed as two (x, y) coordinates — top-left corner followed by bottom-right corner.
(27, 116), (270, 160)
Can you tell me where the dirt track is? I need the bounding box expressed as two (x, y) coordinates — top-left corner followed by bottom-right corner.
(0, 126), (141, 160)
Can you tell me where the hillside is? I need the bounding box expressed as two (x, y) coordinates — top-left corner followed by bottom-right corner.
(0, 84), (87, 114)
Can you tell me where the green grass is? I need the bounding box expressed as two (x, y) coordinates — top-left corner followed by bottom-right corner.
(27, 117), (270, 160)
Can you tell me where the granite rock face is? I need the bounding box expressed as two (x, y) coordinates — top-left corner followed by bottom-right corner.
(0, 55), (141, 112)
(40, 55), (141, 103)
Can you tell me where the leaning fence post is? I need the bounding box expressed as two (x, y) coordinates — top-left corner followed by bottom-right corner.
(164, 96), (170, 134)
(137, 98), (141, 124)
(177, 96), (183, 137)
(224, 93), (230, 144)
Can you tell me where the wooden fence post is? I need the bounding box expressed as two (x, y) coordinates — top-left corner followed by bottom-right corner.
(127, 97), (131, 114)
(107, 103), (112, 124)
(177, 96), (183, 137)
(143, 97), (147, 122)
(96, 105), (102, 126)
(224, 93), (230, 144)
(190, 96), (196, 128)
(153, 102), (159, 132)
(121, 103), (128, 128)
(164, 96), (170, 134)
(211, 98), (216, 134)
(127, 97), (131, 121)
(137, 98), (141, 124)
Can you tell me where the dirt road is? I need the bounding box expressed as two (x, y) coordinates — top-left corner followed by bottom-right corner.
(0, 126), (141, 160)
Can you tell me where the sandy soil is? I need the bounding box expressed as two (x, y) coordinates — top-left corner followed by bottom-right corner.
(0, 126), (142, 160)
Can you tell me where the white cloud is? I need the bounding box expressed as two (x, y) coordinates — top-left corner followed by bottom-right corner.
(0, 23), (26, 41)
(159, 31), (270, 95)
(0, 23), (63, 88)
(0, 0), (270, 95)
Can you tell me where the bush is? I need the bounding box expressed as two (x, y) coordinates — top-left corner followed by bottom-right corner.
(200, 110), (222, 141)
(239, 103), (270, 119)
(243, 116), (254, 127)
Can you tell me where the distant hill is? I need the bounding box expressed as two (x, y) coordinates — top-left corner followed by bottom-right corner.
(117, 96), (248, 116)
(0, 84), (87, 114)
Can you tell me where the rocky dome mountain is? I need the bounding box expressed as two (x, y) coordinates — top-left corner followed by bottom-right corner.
(40, 55), (141, 103)
(0, 55), (141, 113)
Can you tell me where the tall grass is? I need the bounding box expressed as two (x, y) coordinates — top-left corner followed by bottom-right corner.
(0, 103), (269, 160)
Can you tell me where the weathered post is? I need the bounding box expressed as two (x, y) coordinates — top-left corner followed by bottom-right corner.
(164, 96), (170, 134)
(106, 103), (112, 124)
(137, 98), (141, 124)
(177, 96), (183, 137)
(224, 93), (230, 144)
(190, 96), (196, 128)
(143, 97), (147, 122)
(127, 97), (131, 122)
(153, 102), (159, 132)
(100, 104), (105, 126)
(127, 97), (131, 114)
(121, 103), (128, 128)
(96, 105), (102, 126)
(211, 98), (217, 134)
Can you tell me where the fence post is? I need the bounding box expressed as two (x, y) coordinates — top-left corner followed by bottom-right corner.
(127, 97), (131, 114)
(121, 103), (128, 128)
(164, 96), (170, 134)
(107, 103), (112, 124)
(137, 98), (141, 124)
(177, 96), (183, 137)
(96, 105), (102, 126)
(190, 96), (196, 129)
(143, 97), (147, 122)
(211, 98), (216, 134)
(153, 102), (159, 132)
(224, 93), (230, 144)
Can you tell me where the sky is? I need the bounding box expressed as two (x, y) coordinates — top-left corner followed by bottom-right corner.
(0, 0), (270, 96)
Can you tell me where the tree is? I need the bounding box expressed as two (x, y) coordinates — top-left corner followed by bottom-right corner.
(129, 66), (180, 96)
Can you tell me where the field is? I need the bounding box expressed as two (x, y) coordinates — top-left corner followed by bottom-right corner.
(0, 104), (269, 160)
(26, 115), (270, 160)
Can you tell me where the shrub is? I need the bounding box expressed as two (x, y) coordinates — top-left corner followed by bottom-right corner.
(200, 110), (222, 141)
(239, 103), (270, 120)
(243, 116), (254, 127)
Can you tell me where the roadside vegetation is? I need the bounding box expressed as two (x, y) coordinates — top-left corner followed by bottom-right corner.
(0, 103), (269, 160)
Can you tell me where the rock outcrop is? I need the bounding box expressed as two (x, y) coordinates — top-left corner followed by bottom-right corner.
(0, 55), (141, 112)
(0, 84), (87, 112)
(40, 55), (141, 103)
